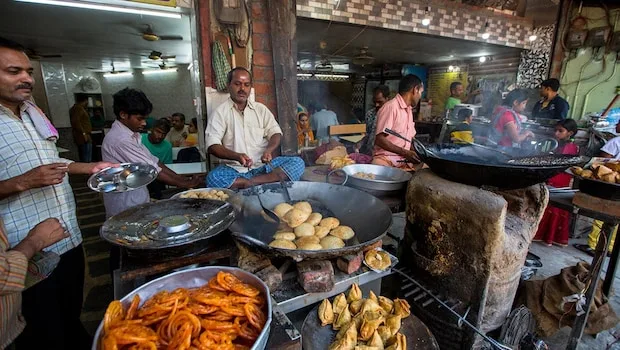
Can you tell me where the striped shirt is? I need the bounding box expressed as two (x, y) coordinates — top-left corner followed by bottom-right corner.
(0, 103), (81, 254)
(0, 218), (28, 348)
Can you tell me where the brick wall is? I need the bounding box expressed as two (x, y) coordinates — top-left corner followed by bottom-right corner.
(250, 0), (278, 119)
(297, 0), (534, 49)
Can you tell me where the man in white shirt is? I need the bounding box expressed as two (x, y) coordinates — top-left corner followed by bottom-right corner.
(165, 112), (189, 146)
(206, 67), (305, 189)
(600, 123), (620, 160)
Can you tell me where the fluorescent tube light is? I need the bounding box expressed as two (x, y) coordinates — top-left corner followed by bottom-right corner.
(143, 68), (178, 75)
(15, 0), (182, 19)
(103, 72), (133, 78)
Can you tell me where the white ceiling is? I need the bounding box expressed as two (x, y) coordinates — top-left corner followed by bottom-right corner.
(297, 18), (523, 69)
(0, 1), (193, 70)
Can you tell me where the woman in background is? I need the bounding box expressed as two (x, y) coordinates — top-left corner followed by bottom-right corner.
(297, 111), (314, 147)
(183, 118), (199, 147)
(491, 89), (534, 147)
(533, 119), (579, 246)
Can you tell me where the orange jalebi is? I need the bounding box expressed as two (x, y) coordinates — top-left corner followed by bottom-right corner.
(99, 271), (266, 350)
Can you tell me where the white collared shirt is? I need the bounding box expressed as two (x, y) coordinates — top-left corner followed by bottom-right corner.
(206, 97), (282, 172)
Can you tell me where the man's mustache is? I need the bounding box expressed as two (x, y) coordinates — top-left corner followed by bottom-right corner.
(16, 83), (33, 90)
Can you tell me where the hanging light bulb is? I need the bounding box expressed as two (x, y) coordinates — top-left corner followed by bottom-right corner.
(481, 21), (490, 39)
(529, 34), (538, 42)
(479, 56), (487, 63)
(421, 6), (431, 26)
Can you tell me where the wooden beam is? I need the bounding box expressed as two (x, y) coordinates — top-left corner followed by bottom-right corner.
(267, 0), (298, 156)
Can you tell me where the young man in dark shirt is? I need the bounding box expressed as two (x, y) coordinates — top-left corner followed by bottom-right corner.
(532, 78), (569, 120)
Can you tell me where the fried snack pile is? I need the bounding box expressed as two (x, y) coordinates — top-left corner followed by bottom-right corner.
(100, 271), (266, 350)
(330, 155), (355, 170)
(268, 201), (356, 251)
(353, 172), (376, 180)
(572, 161), (620, 184)
(364, 249), (392, 271)
(319, 283), (410, 350)
(180, 189), (230, 201)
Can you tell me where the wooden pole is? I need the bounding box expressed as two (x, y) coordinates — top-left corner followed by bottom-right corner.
(267, 0), (298, 156)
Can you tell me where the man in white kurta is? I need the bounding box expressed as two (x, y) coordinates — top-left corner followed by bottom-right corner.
(206, 67), (304, 189)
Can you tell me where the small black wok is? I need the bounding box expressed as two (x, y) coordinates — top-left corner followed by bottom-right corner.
(414, 142), (590, 189)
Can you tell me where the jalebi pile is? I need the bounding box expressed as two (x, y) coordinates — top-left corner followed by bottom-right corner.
(100, 271), (267, 350)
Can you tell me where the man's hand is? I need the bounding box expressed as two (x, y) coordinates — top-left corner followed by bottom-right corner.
(89, 162), (118, 174)
(237, 153), (253, 167)
(188, 175), (205, 188)
(404, 150), (421, 164)
(13, 218), (69, 260)
(261, 151), (273, 163)
(16, 163), (69, 191)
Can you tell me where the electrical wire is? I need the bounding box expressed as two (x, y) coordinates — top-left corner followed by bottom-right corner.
(330, 25), (368, 57)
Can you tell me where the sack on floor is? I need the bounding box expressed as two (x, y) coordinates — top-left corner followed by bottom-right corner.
(519, 261), (618, 337)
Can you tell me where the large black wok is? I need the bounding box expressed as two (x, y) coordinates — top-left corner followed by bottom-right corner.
(229, 181), (392, 261)
(414, 142), (590, 189)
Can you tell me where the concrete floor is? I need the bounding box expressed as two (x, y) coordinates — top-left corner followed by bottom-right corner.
(390, 212), (620, 349)
(530, 240), (620, 350)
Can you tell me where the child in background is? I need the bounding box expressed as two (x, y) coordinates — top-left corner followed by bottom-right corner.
(450, 108), (474, 144)
(183, 118), (199, 147)
(534, 118), (579, 246)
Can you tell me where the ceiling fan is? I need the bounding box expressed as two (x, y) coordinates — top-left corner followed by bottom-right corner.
(146, 50), (176, 61)
(26, 48), (62, 60)
(139, 24), (183, 41)
(142, 59), (177, 70)
(352, 47), (375, 66)
(88, 64), (129, 74)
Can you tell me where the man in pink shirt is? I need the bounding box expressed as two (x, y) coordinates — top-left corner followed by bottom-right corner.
(373, 74), (424, 170)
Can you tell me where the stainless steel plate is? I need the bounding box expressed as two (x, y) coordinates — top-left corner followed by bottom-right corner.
(101, 198), (235, 249)
(87, 163), (158, 193)
(91, 266), (272, 350)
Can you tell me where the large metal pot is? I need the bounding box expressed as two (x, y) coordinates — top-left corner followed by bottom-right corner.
(91, 266), (272, 350)
(326, 164), (412, 193)
(230, 181), (393, 261)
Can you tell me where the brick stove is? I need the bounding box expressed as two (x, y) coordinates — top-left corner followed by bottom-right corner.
(403, 170), (548, 349)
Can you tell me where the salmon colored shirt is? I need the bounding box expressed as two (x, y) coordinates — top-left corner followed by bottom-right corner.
(373, 94), (416, 165)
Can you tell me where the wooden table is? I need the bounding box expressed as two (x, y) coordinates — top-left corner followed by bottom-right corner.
(548, 191), (620, 349)
(301, 165), (407, 213)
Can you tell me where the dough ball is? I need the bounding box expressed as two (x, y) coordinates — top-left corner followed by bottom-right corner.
(294, 223), (315, 237)
(314, 226), (331, 239)
(296, 242), (323, 251)
(305, 212), (323, 226)
(320, 236), (345, 249)
(269, 239), (297, 250)
(319, 217), (340, 230)
(330, 226), (355, 240)
(273, 232), (296, 241)
(293, 201), (313, 214)
(283, 208), (311, 228)
(296, 236), (320, 246)
(274, 203), (294, 218)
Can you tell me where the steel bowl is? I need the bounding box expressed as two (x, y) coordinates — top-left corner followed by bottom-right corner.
(326, 164), (412, 192)
(88, 162), (158, 193)
(91, 266), (272, 350)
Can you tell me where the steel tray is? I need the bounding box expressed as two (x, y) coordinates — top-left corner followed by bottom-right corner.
(88, 162), (158, 193)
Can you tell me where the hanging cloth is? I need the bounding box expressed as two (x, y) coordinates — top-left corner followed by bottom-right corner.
(212, 41), (231, 92)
